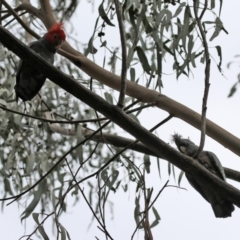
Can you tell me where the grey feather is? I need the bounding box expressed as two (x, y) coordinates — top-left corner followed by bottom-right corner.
(15, 39), (55, 102)
(172, 133), (235, 218)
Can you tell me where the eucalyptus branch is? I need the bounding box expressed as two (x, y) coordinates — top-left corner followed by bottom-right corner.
(114, 0), (127, 108)
(39, 0), (54, 17)
(193, 0), (211, 158)
(1, 0), (40, 39)
(86, 130), (240, 183)
(14, 3), (40, 18)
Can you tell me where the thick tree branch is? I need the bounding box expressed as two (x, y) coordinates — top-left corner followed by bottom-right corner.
(10, 98), (236, 182)
(84, 131), (240, 182)
(1, 26), (240, 208)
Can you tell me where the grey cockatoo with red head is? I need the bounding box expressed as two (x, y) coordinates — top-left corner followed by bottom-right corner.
(15, 23), (66, 101)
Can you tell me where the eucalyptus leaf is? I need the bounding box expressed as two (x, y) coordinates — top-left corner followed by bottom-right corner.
(136, 46), (151, 74)
(99, 2), (115, 27)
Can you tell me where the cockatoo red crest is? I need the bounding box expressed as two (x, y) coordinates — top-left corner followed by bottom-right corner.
(45, 23), (66, 42)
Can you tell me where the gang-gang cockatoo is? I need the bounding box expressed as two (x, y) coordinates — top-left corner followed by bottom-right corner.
(15, 23), (66, 101)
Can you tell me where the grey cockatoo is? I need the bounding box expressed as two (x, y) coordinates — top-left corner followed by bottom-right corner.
(172, 133), (235, 218)
(15, 23), (66, 101)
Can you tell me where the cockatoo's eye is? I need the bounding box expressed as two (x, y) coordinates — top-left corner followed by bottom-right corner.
(180, 146), (187, 154)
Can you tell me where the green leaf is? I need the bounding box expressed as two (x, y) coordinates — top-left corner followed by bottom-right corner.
(178, 170), (185, 186)
(4, 178), (13, 195)
(150, 206), (161, 228)
(219, 0), (223, 16)
(21, 191), (41, 221)
(142, 18), (153, 34)
(136, 46), (151, 74)
(99, 2), (115, 27)
(215, 45), (222, 72)
(228, 83), (237, 98)
(26, 154), (35, 175)
(172, 2), (186, 18)
(209, 17), (223, 41)
(38, 226), (49, 240)
(134, 196), (143, 229)
(144, 154), (151, 174)
(104, 92), (113, 104)
(127, 45), (135, 69)
(59, 224), (66, 240)
(21, 181), (46, 221)
(32, 213), (40, 224)
(122, 184), (128, 192)
(101, 169), (119, 192)
(156, 45), (162, 77)
(0, 44), (7, 61)
(152, 206), (161, 221)
(156, 157), (161, 179)
(86, 36), (97, 55)
(0, 98), (7, 107)
(168, 162), (171, 176)
(32, 212), (52, 239)
(190, 52), (196, 68)
(130, 68), (135, 82)
(211, 0), (215, 9)
(77, 125), (84, 143)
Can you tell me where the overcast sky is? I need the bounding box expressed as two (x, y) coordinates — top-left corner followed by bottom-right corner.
(1, 1), (240, 239)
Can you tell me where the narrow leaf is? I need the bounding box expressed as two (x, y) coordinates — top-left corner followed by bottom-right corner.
(136, 46), (151, 74)
(99, 2), (115, 27)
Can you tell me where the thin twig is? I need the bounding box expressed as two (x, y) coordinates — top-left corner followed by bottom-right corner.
(68, 115), (173, 194)
(114, 0), (127, 108)
(193, 0), (211, 158)
(143, 172), (153, 240)
(0, 1), (2, 26)
(146, 180), (169, 212)
(97, 174), (108, 240)
(24, 212), (54, 240)
(131, 217), (144, 240)
(0, 105), (106, 124)
(56, 142), (100, 217)
(1, 0), (40, 39)
(199, 0), (208, 20)
(0, 103), (153, 125)
(65, 160), (113, 240)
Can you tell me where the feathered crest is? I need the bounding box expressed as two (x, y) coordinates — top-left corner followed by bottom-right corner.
(47, 23), (66, 40)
